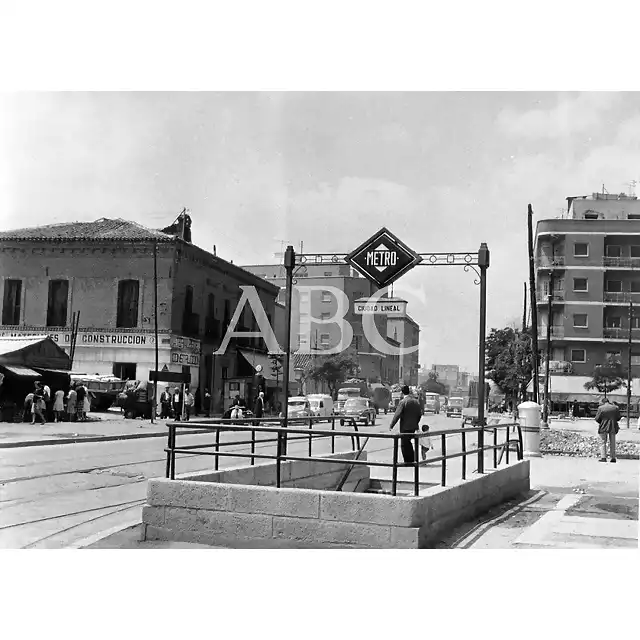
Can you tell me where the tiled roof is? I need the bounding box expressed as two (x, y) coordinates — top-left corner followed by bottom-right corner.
(0, 218), (175, 243)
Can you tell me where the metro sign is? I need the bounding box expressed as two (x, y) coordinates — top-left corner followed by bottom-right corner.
(345, 227), (422, 288)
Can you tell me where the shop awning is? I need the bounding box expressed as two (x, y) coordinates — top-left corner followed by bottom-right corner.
(34, 368), (80, 375)
(0, 336), (71, 370)
(527, 375), (640, 400)
(0, 364), (41, 377)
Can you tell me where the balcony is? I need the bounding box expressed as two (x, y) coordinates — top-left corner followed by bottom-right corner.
(539, 360), (573, 375)
(537, 256), (565, 268)
(602, 327), (640, 340)
(603, 291), (640, 304)
(602, 257), (640, 269)
(537, 291), (565, 302)
(538, 326), (565, 339)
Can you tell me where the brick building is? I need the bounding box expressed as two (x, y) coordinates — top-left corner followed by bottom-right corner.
(0, 216), (279, 413)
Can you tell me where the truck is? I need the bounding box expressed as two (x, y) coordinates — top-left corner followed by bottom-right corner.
(335, 379), (370, 414)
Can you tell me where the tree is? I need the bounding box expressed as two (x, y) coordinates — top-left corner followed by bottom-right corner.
(584, 354), (626, 398)
(306, 353), (359, 399)
(485, 326), (534, 401)
(419, 371), (447, 395)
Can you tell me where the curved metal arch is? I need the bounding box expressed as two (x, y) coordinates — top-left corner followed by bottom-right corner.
(464, 264), (481, 286)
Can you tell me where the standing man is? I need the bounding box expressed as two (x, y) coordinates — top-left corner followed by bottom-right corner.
(595, 396), (620, 463)
(172, 387), (183, 421)
(160, 386), (172, 419)
(389, 385), (422, 464)
(183, 387), (195, 421)
(253, 391), (265, 426)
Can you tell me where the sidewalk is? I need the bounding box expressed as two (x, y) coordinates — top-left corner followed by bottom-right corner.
(549, 416), (640, 442)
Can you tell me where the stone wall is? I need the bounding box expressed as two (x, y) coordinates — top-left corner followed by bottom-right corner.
(142, 456), (530, 549)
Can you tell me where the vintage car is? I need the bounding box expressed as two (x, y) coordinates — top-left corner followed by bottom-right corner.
(340, 397), (377, 426)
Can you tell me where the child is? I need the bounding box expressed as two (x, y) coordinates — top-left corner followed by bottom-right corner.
(420, 424), (432, 461)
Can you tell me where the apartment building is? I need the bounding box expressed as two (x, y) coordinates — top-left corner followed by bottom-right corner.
(534, 190), (640, 408)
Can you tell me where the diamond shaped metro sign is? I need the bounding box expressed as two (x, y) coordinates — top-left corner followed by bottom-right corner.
(345, 227), (422, 289)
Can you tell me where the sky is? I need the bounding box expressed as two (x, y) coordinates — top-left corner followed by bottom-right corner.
(1, 91), (639, 372)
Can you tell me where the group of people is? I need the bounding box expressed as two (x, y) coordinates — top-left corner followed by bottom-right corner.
(159, 386), (211, 421)
(23, 381), (91, 425)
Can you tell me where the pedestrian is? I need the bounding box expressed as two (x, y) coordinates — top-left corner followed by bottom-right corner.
(253, 391), (265, 426)
(31, 387), (46, 425)
(75, 384), (87, 422)
(420, 424), (432, 461)
(389, 385), (422, 464)
(230, 403), (243, 421)
(159, 386), (172, 419)
(67, 384), (77, 421)
(203, 390), (211, 416)
(571, 400), (579, 422)
(184, 387), (195, 421)
(595, 396), (620, 463)
(172, 387), (183, 421)
(53, 388), (65, 423)
(23, 391), (34, 422)
(82, 388), (91, 419)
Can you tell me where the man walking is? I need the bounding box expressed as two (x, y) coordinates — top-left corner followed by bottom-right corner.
(595, 396), (620, 463)
(160, 386), (172, 419)
(389, 385), (422, 464)
(253, 391), (265, 426)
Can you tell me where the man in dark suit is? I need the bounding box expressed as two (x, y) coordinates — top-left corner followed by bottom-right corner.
(389, 385), (422, 464)
(253, 391), (265, 426)
(595, 396), (620, 463)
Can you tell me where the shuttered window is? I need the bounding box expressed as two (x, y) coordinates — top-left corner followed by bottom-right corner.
(116, 280), (139, 328)
(2, 279), (22, 325)
(46, 280), (69, 327)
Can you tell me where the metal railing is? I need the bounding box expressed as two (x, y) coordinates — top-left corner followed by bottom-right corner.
(603, 291), (640, 303)
(602, 257), (640, 268)
(538, 257), (565, 268)
(163, 417), (523, 497)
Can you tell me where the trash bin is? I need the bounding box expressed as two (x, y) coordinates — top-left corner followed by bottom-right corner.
(517, 401), (542, 457)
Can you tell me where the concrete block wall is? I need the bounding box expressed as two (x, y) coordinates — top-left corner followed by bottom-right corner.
(142, 457), (530, 549)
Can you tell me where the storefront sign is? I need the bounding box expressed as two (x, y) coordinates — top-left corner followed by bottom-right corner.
(171, 351), (200, 366)
(170, 335), (201, 353)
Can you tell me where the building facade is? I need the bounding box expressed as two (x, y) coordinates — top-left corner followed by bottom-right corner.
(0, 217), (279, 413)
(387, 311), (420, 385)
(431, 364), (459, 391)
(534, 191), (640, 408)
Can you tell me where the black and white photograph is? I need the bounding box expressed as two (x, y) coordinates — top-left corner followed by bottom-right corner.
(1, 3), (638, 638)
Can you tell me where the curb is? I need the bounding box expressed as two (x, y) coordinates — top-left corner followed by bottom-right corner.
(542, 449), (640, 460)
(0, 428), (205, 449)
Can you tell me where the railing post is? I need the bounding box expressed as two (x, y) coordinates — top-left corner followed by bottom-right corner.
(215, 426), (220, 471)
(308, 416), (313, 457)
(391, 436), (399, 496)
(477, 242), (489, 474)
(165, 423), (173, 479)
(517, 423), (524, 460)
(441, 433), (446, 486)
(276, 429), (282, 488)
(331, 415), (335, 454)
(493, 427), (498, 468)
(169, 424), (176, 480)
(461, 429), (467, 480)
(414, 433), (420, 496)
(251, 427), (256, 466)
(506, 427), (510, 465)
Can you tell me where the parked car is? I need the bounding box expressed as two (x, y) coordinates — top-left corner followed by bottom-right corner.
(307, 394), (334, 420)
(340, 397), (376, 426)
(446, 396), (464, 418)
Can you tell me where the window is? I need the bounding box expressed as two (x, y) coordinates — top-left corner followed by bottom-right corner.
(570, 349), (586, 363)
(574, 243), (589, 257)
(631, 281), (640, 293)
(46, 279), (69, 327)
(184, 286), (194, 316)
(605, 316), (621, 328)
(320, 312), (331, 320)
(2, 279), (22, 325)
(324, 271), (333, 276)
(606, 245), (621, 257)
(223, 300), (231, 327)
(631, 246), (640, 258)
(573, 314), (588, 328)
(221, 366), (228, 379)
(632, 316), (640, 329)
(606, 280), (622, 292)
(584, 212), (599, 220)
(320, 333), (330, 347)
(113, 362), (137, 380)
(207, 293), (215, 318)
(631, 354), (640, 365)
(116, 280), (139, 328)
(573, 278), (588, 292)
(321, 290), (332, 302)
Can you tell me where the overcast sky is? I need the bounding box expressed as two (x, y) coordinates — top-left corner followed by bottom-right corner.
(1, 91), (639, 372)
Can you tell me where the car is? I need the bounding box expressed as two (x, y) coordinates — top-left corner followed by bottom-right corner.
(340, 397), (376, 426)
(287, 397), (312, 419)
(424, 393), (441, 414)
(446, 396), (464, 418)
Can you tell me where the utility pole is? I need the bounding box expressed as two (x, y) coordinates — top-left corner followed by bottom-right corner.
(541, 268), (554, 429)
(528, 205), (540, 404)
(151, 241), (159, 425)
(627, 300), (633, 428)
(522, 282), (527, 332)
(281, 245), (296, 455)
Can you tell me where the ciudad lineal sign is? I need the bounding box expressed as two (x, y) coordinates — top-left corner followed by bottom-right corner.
(354, 299), (407, 315)
(345, 227), (422, 289)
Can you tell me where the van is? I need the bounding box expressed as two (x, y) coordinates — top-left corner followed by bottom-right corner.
(424, 392), (441, 414)
(307, 394), (334, 420)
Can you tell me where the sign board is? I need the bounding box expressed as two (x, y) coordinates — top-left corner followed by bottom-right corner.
(354, 299), (407, 315)
(345, 227), (422, 288)
(149, 370), (191, 384)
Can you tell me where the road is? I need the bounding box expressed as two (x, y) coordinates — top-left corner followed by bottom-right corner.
(0, 411), (498, 548)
